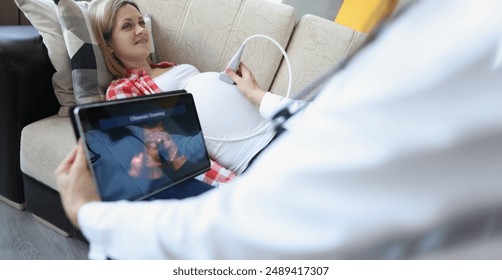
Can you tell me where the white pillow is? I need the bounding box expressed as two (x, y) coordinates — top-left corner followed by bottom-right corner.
(14, 0), (75, 116)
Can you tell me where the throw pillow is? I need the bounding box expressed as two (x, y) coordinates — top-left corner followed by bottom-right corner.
(55, 0), (111, 105)
(14, 0), (75, 116)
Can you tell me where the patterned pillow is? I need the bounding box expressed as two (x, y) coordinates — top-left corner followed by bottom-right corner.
(55, 0), (111, 104)
(14, 0), (76, 116)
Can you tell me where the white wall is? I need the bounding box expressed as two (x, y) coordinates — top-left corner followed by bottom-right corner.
(281, 0), (344, 21)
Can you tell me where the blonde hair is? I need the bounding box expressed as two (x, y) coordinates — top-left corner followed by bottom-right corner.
(88, 0), (143, 77)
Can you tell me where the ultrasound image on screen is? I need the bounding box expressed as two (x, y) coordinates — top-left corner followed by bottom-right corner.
(75, 93), (210, 201)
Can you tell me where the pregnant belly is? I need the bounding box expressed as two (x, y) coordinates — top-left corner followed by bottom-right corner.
(183, 72), (271, 141)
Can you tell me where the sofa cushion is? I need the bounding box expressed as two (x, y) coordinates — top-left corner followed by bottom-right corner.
(20, 116), (75, 191)
(134, 0), (296, 91)
(271, 14), (368, 99)
(14, 0), (75, 116)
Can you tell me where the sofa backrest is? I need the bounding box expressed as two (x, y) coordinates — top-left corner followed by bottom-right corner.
(135, 0), (296, 91)
(271, 14), (367, 99)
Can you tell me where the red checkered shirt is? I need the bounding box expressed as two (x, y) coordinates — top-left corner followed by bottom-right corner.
(106, 62), (175, 100)
(106, 62), (236, 186)
(195, 160), (236, 186)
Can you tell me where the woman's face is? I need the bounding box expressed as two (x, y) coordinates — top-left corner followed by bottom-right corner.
(108, 4), (150, 68)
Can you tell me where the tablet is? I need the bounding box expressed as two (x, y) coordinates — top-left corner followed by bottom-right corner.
(70, 90), (211, 201)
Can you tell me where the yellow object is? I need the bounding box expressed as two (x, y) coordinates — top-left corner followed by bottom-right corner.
(335, 0), (398, 33)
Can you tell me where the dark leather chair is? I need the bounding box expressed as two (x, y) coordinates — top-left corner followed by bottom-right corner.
(0, 25), (88, 239)
(0, 25), (59, 209)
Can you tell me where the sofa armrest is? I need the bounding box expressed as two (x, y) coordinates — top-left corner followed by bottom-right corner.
(0, 25), (59, 205)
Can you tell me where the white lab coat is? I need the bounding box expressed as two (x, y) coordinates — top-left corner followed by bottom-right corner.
(78, 0), (502, 259)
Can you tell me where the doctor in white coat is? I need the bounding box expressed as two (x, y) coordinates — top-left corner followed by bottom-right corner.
(56, 0), (502, 259)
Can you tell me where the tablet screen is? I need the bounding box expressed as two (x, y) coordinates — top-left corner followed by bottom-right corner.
(71, 91), (211, 201)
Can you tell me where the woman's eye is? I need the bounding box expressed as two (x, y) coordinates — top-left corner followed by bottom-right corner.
(139, 20), (146, 27)
(122, 23), (132, 30)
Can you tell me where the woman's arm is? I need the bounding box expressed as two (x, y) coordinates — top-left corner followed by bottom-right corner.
(224, 63), (265, 105)
(226, 63), (309, 130)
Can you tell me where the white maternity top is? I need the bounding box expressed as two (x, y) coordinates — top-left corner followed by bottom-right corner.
(154, 64), (279, 174)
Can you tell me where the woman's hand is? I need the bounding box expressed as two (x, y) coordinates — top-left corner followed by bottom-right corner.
(55, 140), (101, 227)
(225, 63), (266, 105)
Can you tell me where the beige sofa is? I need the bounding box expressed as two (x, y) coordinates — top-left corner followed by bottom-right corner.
(17, 0), (366, 237)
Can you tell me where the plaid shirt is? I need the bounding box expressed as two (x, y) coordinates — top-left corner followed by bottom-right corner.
(106, 62), (175, 100)
(195, 160), (236, 186)
(106, 62), (236, 186)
